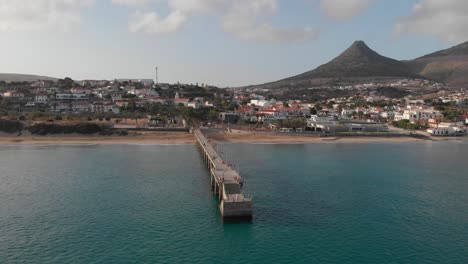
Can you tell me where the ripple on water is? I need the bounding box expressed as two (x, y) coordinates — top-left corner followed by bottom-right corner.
(0, 143), (467, 263)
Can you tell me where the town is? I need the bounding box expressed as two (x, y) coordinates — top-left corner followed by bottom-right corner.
(0, 77), (467, 137)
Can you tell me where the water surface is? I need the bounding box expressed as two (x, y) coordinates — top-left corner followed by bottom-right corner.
(1, 141), (467, 263)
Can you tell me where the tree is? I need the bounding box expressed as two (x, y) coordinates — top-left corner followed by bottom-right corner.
(127, 100), (137, 112)
(207, 109), (218, 121)
(148, 102), (163, 115)
(393, 119), (420, 130)
(122, 93), (137, 99)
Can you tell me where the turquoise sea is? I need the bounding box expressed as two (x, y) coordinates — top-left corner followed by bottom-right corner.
(1, 141), (467, 263)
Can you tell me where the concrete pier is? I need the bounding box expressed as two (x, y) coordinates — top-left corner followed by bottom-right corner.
(193, 128), (252, 219)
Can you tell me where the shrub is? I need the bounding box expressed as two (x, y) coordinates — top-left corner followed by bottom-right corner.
(0, 120), (24, 133)
(28, 123), (108, 135)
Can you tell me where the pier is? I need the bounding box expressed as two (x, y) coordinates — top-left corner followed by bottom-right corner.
(193, 128), (252, 219)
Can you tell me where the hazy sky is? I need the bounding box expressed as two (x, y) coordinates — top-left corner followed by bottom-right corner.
(0, 0), (466, 87)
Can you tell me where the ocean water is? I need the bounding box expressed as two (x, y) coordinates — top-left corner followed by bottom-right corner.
(0, 141), (467, 264)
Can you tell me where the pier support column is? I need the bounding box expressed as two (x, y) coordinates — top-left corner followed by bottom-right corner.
(211, 174), (214, 190)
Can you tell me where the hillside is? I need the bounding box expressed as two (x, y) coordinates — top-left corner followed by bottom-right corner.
(243, 41), (418, 90)
(419, 41), (468, 59)
(405, 41), (468, 86)
(287, 41), (416, 81)
(0, 73), (57, 83)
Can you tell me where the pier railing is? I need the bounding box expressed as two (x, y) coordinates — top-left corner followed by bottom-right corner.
(193, 128), (252, 219)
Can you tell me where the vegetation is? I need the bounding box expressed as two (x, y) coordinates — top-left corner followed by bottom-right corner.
(442, 109), (463, 121)
(392, 119), (424, 130)
(0, 119), (24, 133)
(180, 107), (218, 122)
(275, 118), (307, 129)
(57, 77), (75, 89)
(28, 123), (112, 135)
(376, 87), (410, 98)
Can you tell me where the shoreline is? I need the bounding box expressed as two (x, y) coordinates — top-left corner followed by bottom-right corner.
(0, 130), (466, 145)
(0, 131), (196, 145)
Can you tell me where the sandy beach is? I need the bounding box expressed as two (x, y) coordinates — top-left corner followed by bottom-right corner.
(207, 132), (423, 143)
(0, 130), (465, 145)
(206, 130), (467, 144)
(0, 131), (196, 145)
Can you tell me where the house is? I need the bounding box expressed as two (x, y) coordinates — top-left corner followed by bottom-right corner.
(53, 102), (72, 112)
(56, 93), (87, 101)
(458, 115), (468, 125)
(30, 81), (49, 88)
(35, 93), (48, 104)
(427, 118), (442, 128)
(341, 109), (355, 117)
(72, 102), (92, 112)
(129, 88), (159, 98)
(3, 91), (24, 99)
(307, 115), (338, 132)
(427, 128), (454, 136)
(219, 112), (240, 124)
(46, 87), (60, 94)
(91, 102), (119, 114)
(174, 98), (189, 107)
(427, 123), (466, 136)
(394, 110), (403, 121)
(71, 87), (92, 95)
(250, 99), (274, 108)
(380, 111), (394, 119)
(187, 101), (202, 109)
(398, 109), (443, 123)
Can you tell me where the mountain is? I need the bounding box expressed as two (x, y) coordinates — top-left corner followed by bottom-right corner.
(287, 41), (416, 80)
(0, 73), (58, 83)
(419, 41), (468, 58)
(405, 41), (468, 86)
(243, 41), (418, 90)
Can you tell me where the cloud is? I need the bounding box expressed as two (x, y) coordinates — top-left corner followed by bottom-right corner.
(129, 10), (186, 34)
(0, 0), (94, 31)
(168, 0), (226, 15)
(112, 0), (151, 7)
(222, 0), (318, 43)
(127, 0), (318, 43)
(320, 0), (373, 21)
(395, 0), (468, 44)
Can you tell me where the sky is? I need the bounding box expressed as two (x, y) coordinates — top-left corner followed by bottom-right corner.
(0, 0), (466, 87)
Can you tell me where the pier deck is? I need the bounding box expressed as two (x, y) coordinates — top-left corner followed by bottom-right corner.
(193, 128), (252, 218)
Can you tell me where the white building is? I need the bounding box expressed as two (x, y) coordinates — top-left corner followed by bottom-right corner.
(129, 88), (159, 98)
(35, 94), (48, 103)
(56, 93), (87, 101)
(341, 109), (355, 117)
(71, 87), (92, 95)
(2, 91), (24, 99)
(399, 109), (443, 123)
(427, 123), (466, 136)
(380, 111), (394, 119)
(307, 115), (338, 132)
(250, 99), (274, 108)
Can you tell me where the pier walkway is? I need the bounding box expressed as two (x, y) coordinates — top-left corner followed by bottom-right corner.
(193, 128), (252, 218)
